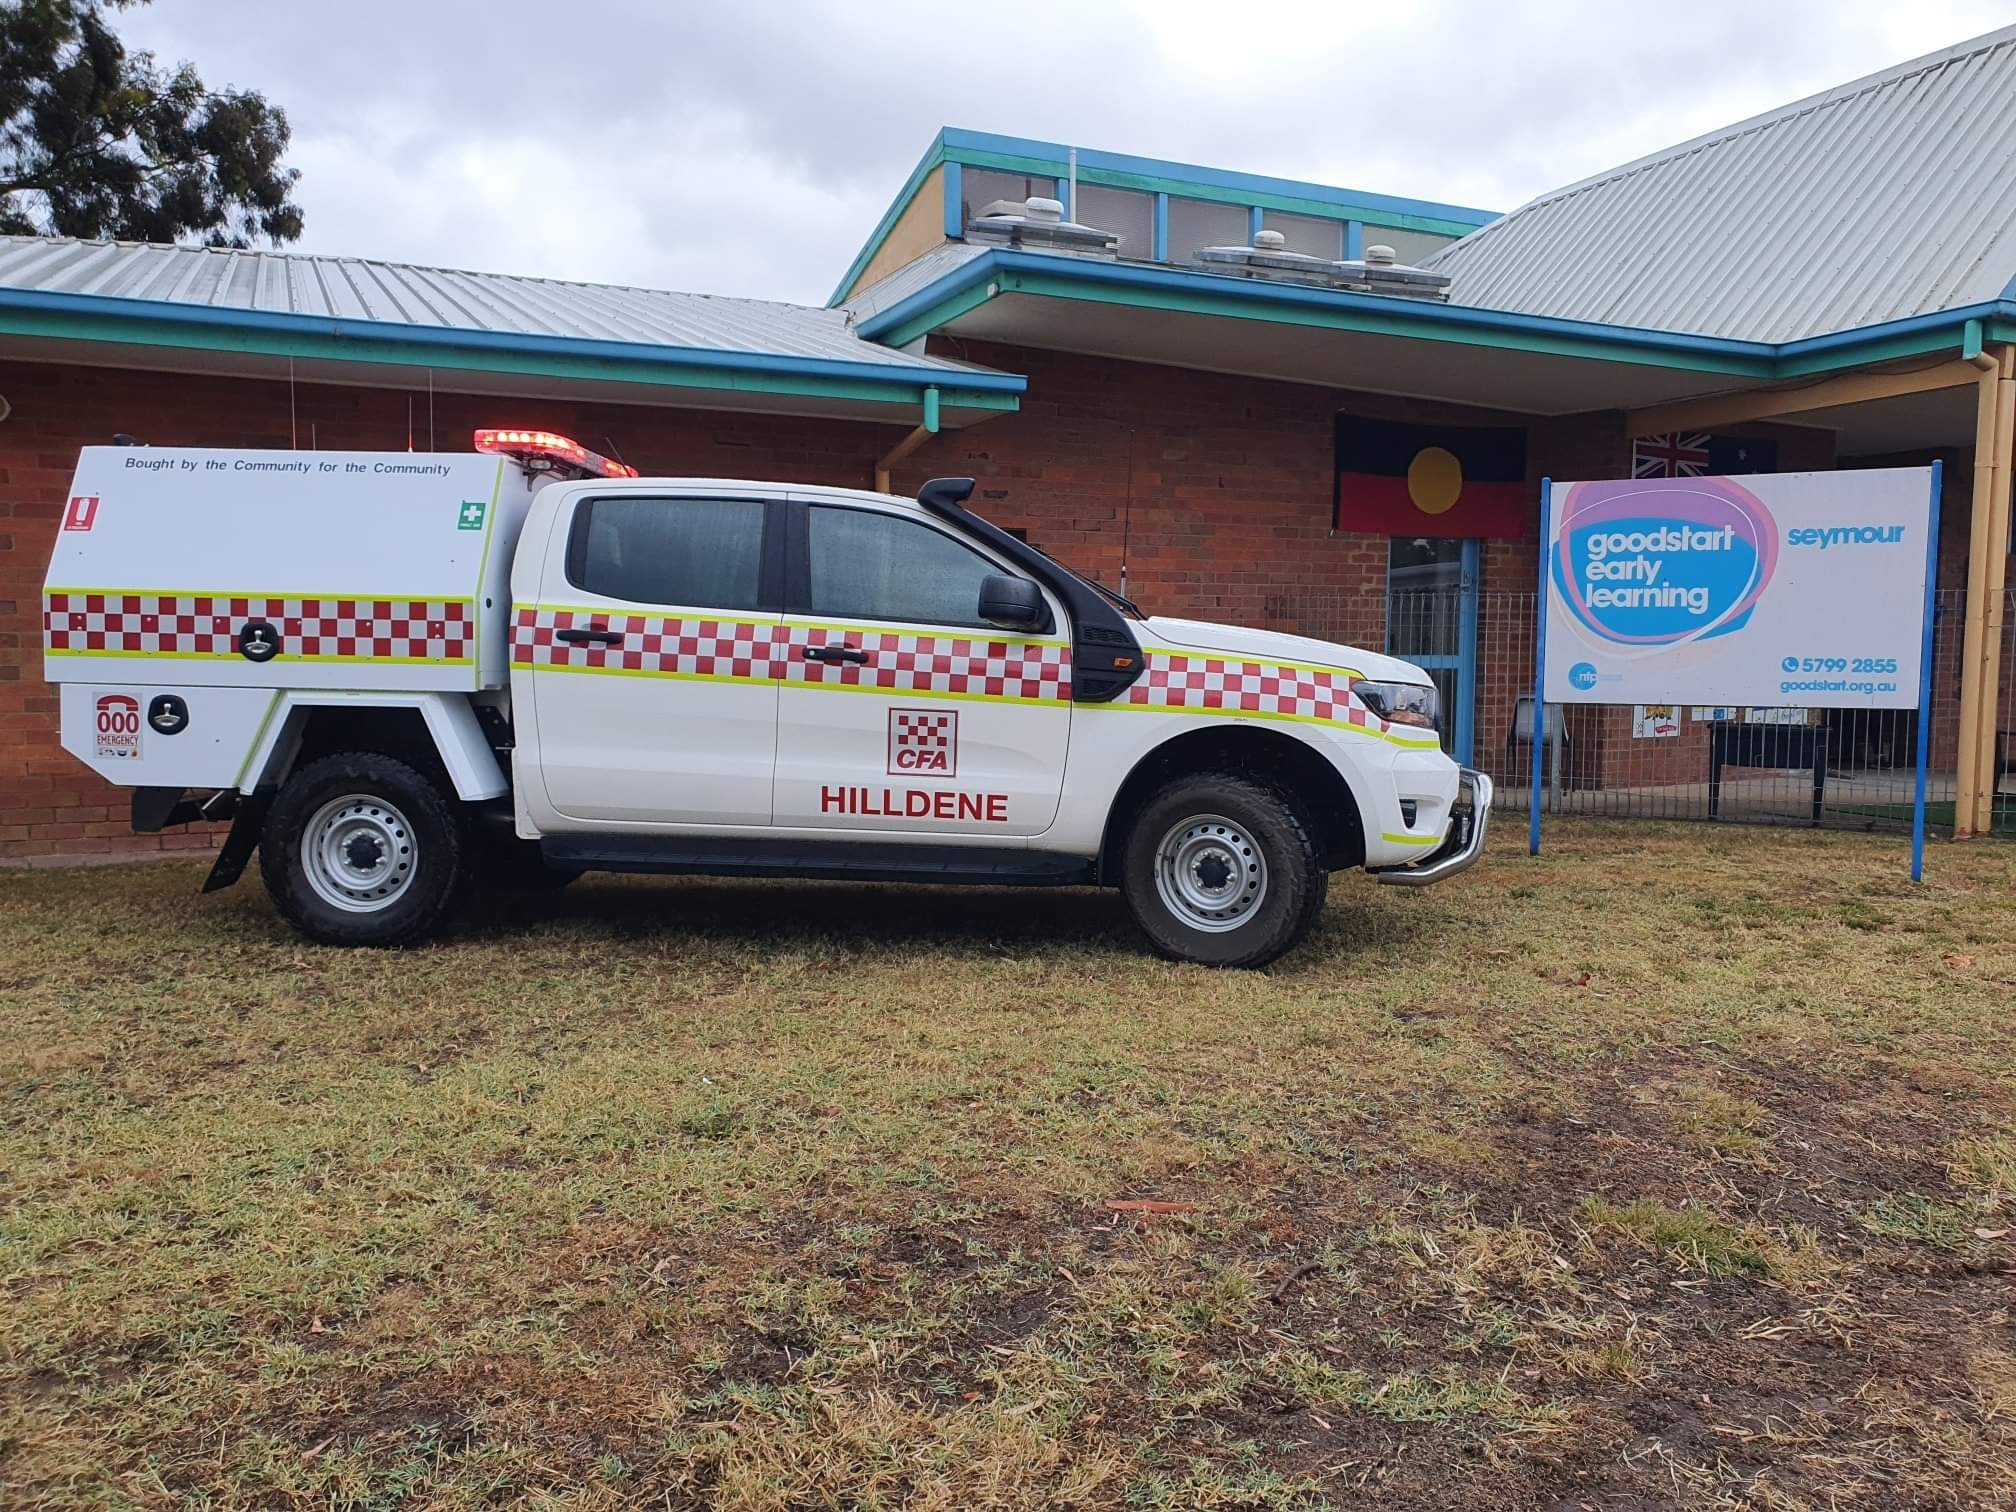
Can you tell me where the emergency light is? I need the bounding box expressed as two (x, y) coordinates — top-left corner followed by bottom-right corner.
(473, 428), (639, 479)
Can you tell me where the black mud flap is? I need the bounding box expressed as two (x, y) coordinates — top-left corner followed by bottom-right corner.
(131, 786), (188, 833)
(202, 792), (272, 894)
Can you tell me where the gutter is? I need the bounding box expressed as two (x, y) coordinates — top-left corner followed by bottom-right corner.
(0, 284), (1028, 402)
(854, 247), (2016, 381)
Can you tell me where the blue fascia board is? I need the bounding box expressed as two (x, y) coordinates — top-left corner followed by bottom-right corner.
(939, 127), (1499, 228)
(0, 284), (1029, 397)
(1774, 298), (2016, 359)
(853, 245), (2016, 377)
(854, 247), (1776, 363)
(826, 131), (950, 308)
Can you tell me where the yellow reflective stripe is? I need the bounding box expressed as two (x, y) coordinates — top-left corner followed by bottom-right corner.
(1136, 643), (1364, 681)
(44, 647), (472, 666)
(47, 587), (474, 604)
(515, 641), (1431, 743)
(522, 658), (1068, 708)
(233, 691), (283, 789)
(1382, 831), (1439, 846)
(515, 601), (782, 628)
(1086, 698), (1440, 747)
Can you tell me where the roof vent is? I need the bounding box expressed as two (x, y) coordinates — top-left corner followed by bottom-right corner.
(967, 196), (1119, 255)
(1194, 230), (1358, 288)
(1332, 245), (1451, 302)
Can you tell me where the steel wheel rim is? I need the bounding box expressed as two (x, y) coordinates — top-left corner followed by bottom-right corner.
(302, 793), (417, 913)
(1153, 813), (1268, 933)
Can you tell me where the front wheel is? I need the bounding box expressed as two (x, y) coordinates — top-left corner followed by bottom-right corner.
(259, 752), (467, 946)
(1121, 773), (1327, 968)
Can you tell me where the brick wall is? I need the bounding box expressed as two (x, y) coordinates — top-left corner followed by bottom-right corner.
(15, 344), (1953, 862)
(0, 358), (931, 860)
(4, 348), (1595, 859)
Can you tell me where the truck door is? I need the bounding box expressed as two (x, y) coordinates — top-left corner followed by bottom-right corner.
(771, 498), (1071, 838)
(517, 490), (783, 828)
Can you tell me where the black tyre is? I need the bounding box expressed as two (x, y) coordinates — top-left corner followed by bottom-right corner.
(259, 752), (468, 947)
(1120, 772), (1327, 968)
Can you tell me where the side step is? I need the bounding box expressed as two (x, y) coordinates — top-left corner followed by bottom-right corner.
(540, 834), (1097, 888)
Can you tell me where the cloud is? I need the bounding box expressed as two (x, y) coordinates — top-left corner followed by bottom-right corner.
(115, 0), (2014, 303)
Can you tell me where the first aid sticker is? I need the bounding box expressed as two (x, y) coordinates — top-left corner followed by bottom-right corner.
(94, 693), (142, 760)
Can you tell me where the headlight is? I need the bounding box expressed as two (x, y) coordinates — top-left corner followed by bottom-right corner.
(1353, 679), (1438, 730)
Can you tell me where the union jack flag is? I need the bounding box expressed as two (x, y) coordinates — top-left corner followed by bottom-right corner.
(1633, 432), (1713, 478)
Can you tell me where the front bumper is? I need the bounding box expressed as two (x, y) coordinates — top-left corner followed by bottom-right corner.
(1372, 769), (1492, 887)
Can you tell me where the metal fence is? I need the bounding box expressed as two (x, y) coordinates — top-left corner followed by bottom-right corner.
(1267, 585), (2016, 838)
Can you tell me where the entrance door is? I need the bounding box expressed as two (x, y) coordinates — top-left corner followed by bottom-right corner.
(1386, 535), (1478, 762)
(771, 498), (1072, 837)
(523, 491), (782, 828)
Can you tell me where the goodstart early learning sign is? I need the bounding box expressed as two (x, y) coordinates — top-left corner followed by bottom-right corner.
(1542, 467), (1937, 709)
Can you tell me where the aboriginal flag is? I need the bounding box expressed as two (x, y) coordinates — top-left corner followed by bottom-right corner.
(1334, 416), (1529, 540)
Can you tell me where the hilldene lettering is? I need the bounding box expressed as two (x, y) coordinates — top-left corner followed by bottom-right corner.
(821, 786), (1009, 822)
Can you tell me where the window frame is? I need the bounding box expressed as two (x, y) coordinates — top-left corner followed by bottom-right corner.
(785, 500), (1050, 633)
(562, 492), (786, 612)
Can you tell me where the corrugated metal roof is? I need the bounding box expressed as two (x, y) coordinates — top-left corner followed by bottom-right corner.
(841, 244), (990, 323)
(0, 235), (1000, 376)
(1430, 25), (2016, 342)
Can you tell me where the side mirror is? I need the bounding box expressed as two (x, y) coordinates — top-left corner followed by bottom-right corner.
(978, 573), (1050, 633)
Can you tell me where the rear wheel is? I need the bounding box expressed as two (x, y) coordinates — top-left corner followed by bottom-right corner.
(1121, 772), (1326, 967)
(260, 752), (467, 946)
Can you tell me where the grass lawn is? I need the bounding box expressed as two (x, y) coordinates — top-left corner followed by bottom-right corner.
(4, 820), (2015, 1509)
(1831, 796), (2016, 828)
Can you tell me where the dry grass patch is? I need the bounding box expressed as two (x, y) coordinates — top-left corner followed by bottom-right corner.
(3, 819), (2015, 1508)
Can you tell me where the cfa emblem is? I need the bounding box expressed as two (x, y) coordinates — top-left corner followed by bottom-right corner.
(887, 707), (957, 777)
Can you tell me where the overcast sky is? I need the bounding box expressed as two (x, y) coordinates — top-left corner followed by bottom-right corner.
(118, 0), (2014, 306)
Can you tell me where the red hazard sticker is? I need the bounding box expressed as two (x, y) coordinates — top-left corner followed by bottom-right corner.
(64, 495), (100, 532)
(888, 707), (957, 777)
(94, 693), (141, 760)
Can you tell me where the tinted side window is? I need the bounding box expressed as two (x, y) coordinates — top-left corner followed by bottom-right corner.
(569, 496), (764, 609)
(806, 507), (1008, 628)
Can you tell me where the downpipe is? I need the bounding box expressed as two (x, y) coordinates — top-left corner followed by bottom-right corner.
(1375, 769), (1493, 887)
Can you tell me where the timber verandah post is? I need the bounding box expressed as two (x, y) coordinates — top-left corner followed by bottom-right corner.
(1956, 344), (2016, 837)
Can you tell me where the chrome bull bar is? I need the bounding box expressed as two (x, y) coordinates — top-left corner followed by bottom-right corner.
(1374, 768), (1493, 887)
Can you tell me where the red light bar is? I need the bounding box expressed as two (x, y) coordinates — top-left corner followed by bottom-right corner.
(473, 428), (639, 479)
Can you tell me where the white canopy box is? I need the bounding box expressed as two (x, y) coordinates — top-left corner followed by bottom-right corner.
(42, 447), (533, 694)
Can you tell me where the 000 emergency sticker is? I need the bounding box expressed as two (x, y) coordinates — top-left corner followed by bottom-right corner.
(94, 693), (142, 760)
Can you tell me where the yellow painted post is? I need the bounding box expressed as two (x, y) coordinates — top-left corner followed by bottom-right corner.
(1957, 346), (2016, 835)
(1976, 351), (2016, 833)
(1956, 356), (2001, 836)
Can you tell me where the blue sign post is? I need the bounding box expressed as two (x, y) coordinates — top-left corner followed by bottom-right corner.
(1910, 460), (1944, 882)
(1530, 477), (1551, 856)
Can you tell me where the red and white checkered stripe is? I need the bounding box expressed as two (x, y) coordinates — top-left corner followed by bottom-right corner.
(44, 592), (472, 661)
(1125, 650), (1372, 729)
(510, 609), (1074, 700)
(780, 623), (1071, 700)
(510, 607), (788, 680)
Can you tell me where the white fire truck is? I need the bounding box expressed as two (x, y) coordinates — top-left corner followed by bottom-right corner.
(43, 431), (1489, 966)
